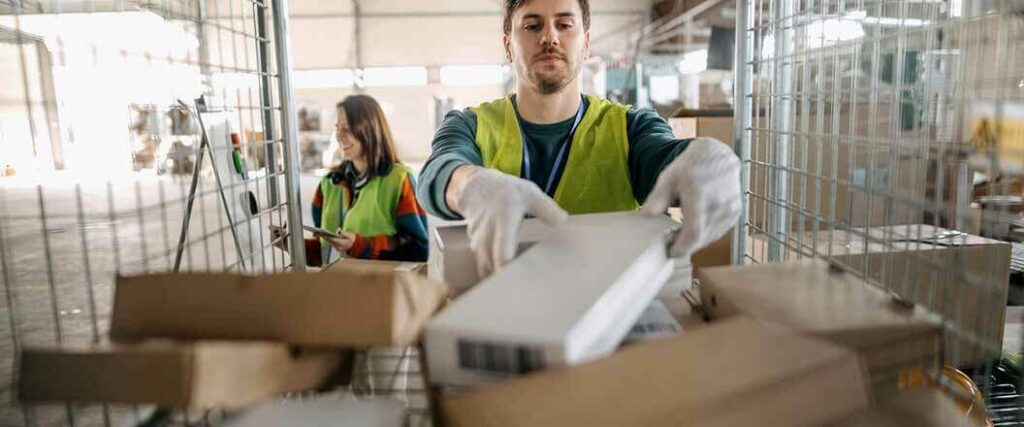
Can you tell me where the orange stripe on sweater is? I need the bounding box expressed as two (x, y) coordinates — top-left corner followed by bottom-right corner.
(395, 175), (426, 217)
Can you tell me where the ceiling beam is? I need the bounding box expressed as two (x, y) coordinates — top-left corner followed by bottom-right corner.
(286, 10), (647, 19)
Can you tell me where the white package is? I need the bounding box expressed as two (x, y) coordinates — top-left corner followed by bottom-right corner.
(424, 212), (678, 386)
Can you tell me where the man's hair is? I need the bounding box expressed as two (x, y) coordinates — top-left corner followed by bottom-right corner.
(503, 0), (590, 35)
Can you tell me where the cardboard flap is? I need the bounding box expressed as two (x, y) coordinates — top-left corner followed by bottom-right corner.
(393, 272), (449, 344)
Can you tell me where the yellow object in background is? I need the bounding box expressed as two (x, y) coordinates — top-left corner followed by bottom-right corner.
(969, 102), (1024, 173)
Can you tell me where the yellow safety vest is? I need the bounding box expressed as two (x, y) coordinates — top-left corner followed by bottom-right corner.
(319, 163), (410, 262)
(471, 94), (638, 214)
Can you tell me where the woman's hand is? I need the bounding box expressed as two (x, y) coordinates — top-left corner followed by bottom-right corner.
(324, 230), (357, 252)
(269, 225), (289, 252)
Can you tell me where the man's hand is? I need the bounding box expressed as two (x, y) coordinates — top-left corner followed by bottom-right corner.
(453, 167), (569, 277)
(642, 137), (741, 258)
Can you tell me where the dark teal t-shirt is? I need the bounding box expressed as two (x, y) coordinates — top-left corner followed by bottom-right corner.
(417, 95), (693, 219)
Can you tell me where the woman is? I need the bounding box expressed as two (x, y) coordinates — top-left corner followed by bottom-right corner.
(274, 95), (428, 265)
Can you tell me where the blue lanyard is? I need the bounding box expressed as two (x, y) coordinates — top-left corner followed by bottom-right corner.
(517, 98), (585, 196)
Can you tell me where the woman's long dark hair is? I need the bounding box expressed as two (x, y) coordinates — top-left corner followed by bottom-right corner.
(337, 94), (399, 178)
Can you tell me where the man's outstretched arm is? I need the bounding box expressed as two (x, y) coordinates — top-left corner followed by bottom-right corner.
(416, 109), (484, 220)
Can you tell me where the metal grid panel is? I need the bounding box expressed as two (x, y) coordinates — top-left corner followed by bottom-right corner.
(0, 0), (307, 424)
(737, 0), (1024, 423)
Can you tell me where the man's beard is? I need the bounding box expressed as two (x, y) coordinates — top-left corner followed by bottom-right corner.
(526, 58), (581, 94)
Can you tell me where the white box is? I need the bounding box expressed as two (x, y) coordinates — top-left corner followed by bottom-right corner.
(429, 214), (688, 297)
(424, 212), (678, 386)
(428, 220), (554, 296)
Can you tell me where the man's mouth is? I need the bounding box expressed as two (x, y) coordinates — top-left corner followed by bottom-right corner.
(535, 53), (563, 63)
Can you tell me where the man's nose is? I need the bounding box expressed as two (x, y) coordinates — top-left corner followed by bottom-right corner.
(540, 24), (559, 47)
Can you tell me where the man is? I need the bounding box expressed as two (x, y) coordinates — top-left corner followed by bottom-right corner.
(417, 0), (741, 276)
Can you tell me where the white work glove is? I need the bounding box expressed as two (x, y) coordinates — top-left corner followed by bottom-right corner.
(642, 137), (742, 258)
(459, 168), (569, 277)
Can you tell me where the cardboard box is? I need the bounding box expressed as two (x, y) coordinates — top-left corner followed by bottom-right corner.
(667, 113), (735, 145)
(691, 233), (732, 269)
(838, 390), (984, 427)
(19, 340), (341, 408)
(322, 257), (426, 276)
(225, 399), (406, 427)
(439, 317), (869, 427)
(697, 259), (944, 395)
(831, 225), (1009, 367)
(424, 212), (677, 386)
(110, 264), (449, 347)
(750, 225), (1010, 366)
(666, 206), (733, 270)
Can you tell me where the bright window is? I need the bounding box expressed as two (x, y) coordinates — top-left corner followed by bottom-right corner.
(362, 66), (428, 87)
(293, 69), (355, 89)
(439, 65), (505, 86)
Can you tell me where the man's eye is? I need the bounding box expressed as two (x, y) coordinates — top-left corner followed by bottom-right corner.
(524, 24), (540, 31)
(559, 23), (573, 30)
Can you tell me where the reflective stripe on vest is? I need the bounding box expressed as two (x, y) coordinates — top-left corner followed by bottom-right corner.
(318, 163), (410, 262)
(472, 94), (638, 214)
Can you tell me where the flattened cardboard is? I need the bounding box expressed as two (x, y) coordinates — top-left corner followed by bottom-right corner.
(19, 340), (340, 409)
(750, 225), (1010, 366)
(440, 318), (869, 427)
(225, 398), (407, 427)
(697, 259), (944, 394)
(838, 389), (984, 427)
(831, 225), (1008, 366)
(110, 264), (448, 347)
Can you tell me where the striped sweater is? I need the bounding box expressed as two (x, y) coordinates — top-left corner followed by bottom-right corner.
(305, 167), (429, 265)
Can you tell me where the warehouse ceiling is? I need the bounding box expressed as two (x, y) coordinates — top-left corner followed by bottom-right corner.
(0, 0), (733, 66)
(289, 0), (649, 17)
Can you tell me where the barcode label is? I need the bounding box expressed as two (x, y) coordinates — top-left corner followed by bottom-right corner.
(457, 340), (546, 375)
(624, 300), (682, 344)
(629, 322), (680, 335)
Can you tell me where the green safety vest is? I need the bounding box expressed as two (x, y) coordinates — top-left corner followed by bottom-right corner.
(472, 94), (638, 214)
(318, 163), (411, 262)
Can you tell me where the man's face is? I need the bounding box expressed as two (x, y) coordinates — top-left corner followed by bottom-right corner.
(504, 0), (589, 94)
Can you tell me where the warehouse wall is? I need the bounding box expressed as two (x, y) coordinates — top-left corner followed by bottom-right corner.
(294, 84), (506, 161)
(286, 0), (648, 162)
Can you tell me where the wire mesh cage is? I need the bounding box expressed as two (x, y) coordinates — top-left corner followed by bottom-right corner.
(735, 0), (1024, 423)
(0, 0), (315, 424)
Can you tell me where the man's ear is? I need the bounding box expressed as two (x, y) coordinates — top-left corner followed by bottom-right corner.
(503, 34), (513, 62)
(583, 30), (591, 59)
